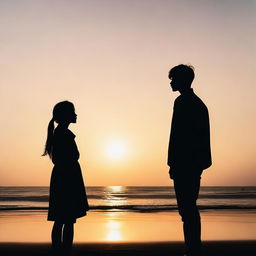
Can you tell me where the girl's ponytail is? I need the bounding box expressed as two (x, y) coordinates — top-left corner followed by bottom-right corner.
(42, 118), (55, 158)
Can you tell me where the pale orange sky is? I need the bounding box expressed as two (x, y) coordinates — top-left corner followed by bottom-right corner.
(0, 0), (255, 186)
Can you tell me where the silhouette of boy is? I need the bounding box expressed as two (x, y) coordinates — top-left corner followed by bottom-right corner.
(168, 65), (212, 256)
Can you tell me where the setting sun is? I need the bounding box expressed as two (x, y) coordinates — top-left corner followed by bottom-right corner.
(105, 140), (127, 159)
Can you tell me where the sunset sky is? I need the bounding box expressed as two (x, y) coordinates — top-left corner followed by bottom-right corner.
(0, 0), (255, 186)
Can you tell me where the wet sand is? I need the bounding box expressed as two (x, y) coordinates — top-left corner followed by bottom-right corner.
(0, 210), (256, 255)
(1, 210), (256, 242)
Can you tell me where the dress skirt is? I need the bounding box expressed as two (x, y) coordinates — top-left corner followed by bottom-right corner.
(48, 161), (89, 223)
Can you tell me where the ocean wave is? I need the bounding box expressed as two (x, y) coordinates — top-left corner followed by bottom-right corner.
(98, 194), (256, 199)
(1, 204), (256, 212)
(0, 193), (255, 202)
(0, 195), (102, 202)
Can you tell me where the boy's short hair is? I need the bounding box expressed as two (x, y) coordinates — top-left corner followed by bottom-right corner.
(169, 64), (195, 86)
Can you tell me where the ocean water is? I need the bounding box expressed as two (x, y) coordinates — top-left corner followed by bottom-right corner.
(0, 186), (255, 212)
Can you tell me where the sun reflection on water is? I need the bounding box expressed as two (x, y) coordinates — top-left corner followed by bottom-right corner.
(106, 229), (121, 241)
(106, 219), (122, 241)
(105, 186), (127, 207)
(108, 185), (123, 193)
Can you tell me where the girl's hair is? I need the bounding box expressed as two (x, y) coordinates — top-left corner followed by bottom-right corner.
(42, 101), (74, 158)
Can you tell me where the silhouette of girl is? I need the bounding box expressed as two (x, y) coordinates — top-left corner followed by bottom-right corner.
(43, 101), (89, 255)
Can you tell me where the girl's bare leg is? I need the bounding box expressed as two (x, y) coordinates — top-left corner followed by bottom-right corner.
(51, 221), (63, 251)
(63, 223), (74, 254)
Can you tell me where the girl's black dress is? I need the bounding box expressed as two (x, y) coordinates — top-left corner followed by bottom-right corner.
(48, 126), (89, 223)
